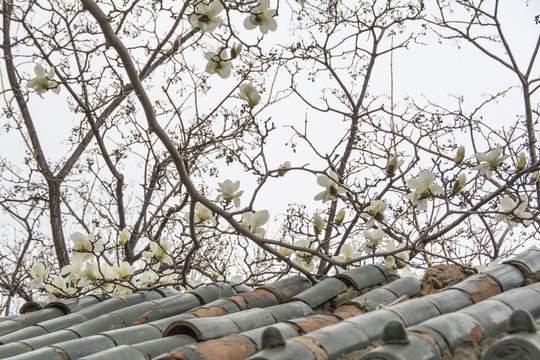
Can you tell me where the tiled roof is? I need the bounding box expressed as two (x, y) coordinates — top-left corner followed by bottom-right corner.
(0, 249), (539, 359)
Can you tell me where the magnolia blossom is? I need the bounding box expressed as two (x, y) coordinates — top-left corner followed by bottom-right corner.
(26, 64), (60, 96)
(230, 43), (242, 59)
(244, 0), (277, 34)
(28, 262), (49, 289)
(364, 229), (384, 253)
(473, 148), (509, 178)
(292, 239), (316, 272)
(313, 214), (325, 234)
(495, 195), (533, 228)
(400, 266), (421, 279)
(241, 210), (269, 237)
(406, 170), (443, 210)
(385, 242), (409, 269)
(46, 275), (76, 299)
(517, 152), (527, 171)
(452, 173), (467, 195)
(278, 161), (291, 177)
(111, 262), (136, 279)
(314, 170), (348, 203)
(160, 269), (177, 286)
(205, 49), (232, 79)
(239, 83), (261, 107)
(189, 0), (223, 32)
(193, 202), (216, 226)
(454, 146), (465, 165)
(78, 262), (110, 288)
(143, 239), (174, 269)
(361, 200), (387, 228)
(71, 231), (104, 262)
(119, 227), (130, 245)
(279, 243), (294, 257)
(531, 171), (539, 183)
(475, 257), (500, 273)
(334, 243), (361, 272)
(216, 180), (243, 207)
(386, 155), (404, 177)
(61, 259), (85, 285)
(138, 270), (159, 288)
(335, 209), (346, 225)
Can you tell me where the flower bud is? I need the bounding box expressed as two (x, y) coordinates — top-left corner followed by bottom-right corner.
(278, 161), (291, 177)
(454, 146), (465, 165)
(452, 173), (466, 194)
(313, 214), (325, 234)
(517, 152), (526, 171)
(386, 155), (403, 177)
(172, 35), (181, 52)
(230, 43), (242, 59)
(119, 227), (130, 245)
(531, 171), (539, 183)
(335, 209), (346, 225)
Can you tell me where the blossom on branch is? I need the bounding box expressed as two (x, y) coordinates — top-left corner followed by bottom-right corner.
(473, 148), (509, 179)
(335, 209), (346, 225)
(278, 161), (291, 177)
(452, 173), (467, 195)
(386, 155), (404, 177)
(71, 231), (104, 262)
(517, 152), (527, 171)
(313, 213), (325, 234)
(111, 262), (136, 279)
(205, 49), (232, 79)
(119, 227), (130, 245)
(406, 170), (443, 210)
(334, 243), (361, 272)
(138, 270), (159, 288)
(292, 239), (316, 272)
(495, 195), (533, 228)
(361, 200), (387, 228)
(143, 239), (174, 269)
(193, 202), (216, 226)
(314, 170), (348, 203)
(364, 229), (384, 253)
(26, 64), (60, 97)
(46, 275), (76, 299)
(241, 210), (269, 237)
(384, 242), (409, 269)
(454, 146), (465, 165)
(28, 262), (49, 289)
(216, 180), (243, 207)
(189, 0), (223, 32)
(239, 83), (261, 107)
(244, 0), (277, 34)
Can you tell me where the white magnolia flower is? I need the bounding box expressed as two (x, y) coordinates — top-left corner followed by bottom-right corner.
(60, 259), (85, 285)
(138, 270), (159, 288)
(205, 49), (232, 79)
(159, 269), (177, 286)
(454, 146), (465, 165)
(189, 0), (223, 32)
(216, 180), (243, 207)
(406, 170), (443, 210)
(313, 213), (325, 234)
(475, 257), (500, 273)
(78, 262), (111, 288)
(230, 43), (242, 59)
(335, 209), (346, 225)
(193, 202), (216, 226)
(119, 227), (130, 245)
(46, 275), (76, 298)
(386, 155), (404, 177)
(111, 261), (136, 279)
(473, 148), (509, 179)
(26, 64), (60, 97)
(71, 231), (104, 262)
(314, 170), (348, 203)
(334, 243), (361, 272)
(361, 200), (387, 228)
(239, 83), (261, 107)
(112, 284), (133, 297)
(364, 229), (384, 253)
(292, 239), (316, 272)
(495, 195), (533, 228)
(517, 152), (527, 171)
(279, 243), (294, 257)
(241, 210), (269, 237)
(452, 173), (467, 195)
(278, 161), (291, 177)
(142, 239), (174, 269)
(385, 242), (409, 268)
(400, 265), (421, 279)
(28, 262), (49, 289)
(244, 0), (277, 34)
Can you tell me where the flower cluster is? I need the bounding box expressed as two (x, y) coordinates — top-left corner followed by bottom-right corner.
(26, 64), (60, 97)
